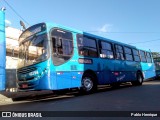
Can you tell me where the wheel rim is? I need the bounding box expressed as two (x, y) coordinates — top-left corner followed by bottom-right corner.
(82, 77), (93, 91)
(138, 74), (142, 83)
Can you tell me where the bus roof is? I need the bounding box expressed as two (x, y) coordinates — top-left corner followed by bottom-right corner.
(44, 22), (150, 51)
(46, 22), (83, 34)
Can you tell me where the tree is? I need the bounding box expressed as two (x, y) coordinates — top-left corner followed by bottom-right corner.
(152, 52), (160, 59)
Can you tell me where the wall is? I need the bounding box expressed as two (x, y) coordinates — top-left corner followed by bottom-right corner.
(5, 26), (21, 91)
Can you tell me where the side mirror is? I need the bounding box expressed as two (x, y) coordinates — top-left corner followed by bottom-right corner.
(20, 20), (26, 30)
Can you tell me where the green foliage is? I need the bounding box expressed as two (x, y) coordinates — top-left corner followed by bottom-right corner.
(152, 52), (160, 59)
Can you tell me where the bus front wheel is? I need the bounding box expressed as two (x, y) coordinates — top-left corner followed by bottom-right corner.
(80, 73), (97, 94)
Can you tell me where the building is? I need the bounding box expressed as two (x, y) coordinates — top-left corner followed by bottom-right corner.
(5, 26), (21, 91)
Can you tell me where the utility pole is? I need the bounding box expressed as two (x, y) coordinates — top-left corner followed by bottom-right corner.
(0, 7), (6, 90)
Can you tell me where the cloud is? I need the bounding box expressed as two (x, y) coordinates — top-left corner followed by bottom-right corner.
(98, 24), (112, 33)
(5, 20), (12, 25)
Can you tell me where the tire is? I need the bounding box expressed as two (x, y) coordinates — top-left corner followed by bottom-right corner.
(80, 73), (97, 94)
(132, 73), (143, 86)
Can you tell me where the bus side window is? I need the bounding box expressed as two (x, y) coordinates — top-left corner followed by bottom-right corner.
(79, 48), (88, 56)
(124, 47), (133, 61)
(115, 44), (125, 60)
(77, 35), (87, 56)
(140, 50), (147, 62)
(146, 52), (152, 63)
(52, 37), (63, 54)
(51, 28), (73, 65)
(99, 41), (114, 59)
(132, 49), (140, 62)
(52, 37), (56, 53)
(77, 34), (98, 57)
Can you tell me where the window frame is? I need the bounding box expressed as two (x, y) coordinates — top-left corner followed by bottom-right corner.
(50, 28), (74, 66)
(139, 50), (147, 62)
(115, 44), (125, 60)
(146, 52), (152, 63)
(77, 34), (98, 58)
(99, 40), (114, 59)
(124, 46), (134, 61)
(132, 49), (141, 62)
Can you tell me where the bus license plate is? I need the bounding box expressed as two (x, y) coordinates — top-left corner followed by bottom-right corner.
(22, 84), (28, 88)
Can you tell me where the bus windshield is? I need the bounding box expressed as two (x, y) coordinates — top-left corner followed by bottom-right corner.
(18, 34), (49, 68)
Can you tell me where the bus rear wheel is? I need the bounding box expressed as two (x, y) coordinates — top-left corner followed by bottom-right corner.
(132, 73), (143, 86)
(80, 73), (97, 94)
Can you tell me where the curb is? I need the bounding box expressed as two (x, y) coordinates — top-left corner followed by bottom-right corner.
(0, 90), (54, 105)
(0, 94), (13, 105)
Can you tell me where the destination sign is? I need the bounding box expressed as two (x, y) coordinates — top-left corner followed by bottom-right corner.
(19, 23), (46, 43)
(78, 58), (93, 64)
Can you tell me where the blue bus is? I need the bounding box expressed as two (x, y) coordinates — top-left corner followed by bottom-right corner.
(154, 57), (160, 79)
(16, 22), (156, 93)
(0, 8), (6, 91)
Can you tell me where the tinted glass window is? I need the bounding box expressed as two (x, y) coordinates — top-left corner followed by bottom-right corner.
(124, 47), (132, 54)
(77, 34), (98, 57)
(83, 37), (97, 48)
(133, 49), (139, 56)
(99, 41), (114, 59)
(134, 56), (140, 62)
(140, 50), (147, 62)
(125, 54), (133, 61)
(101, 41), (112, 50)
(146, 52), (152, 63)
(147, 52), (151, 58)
(115, 45), (124, 60)
(132, 49), (140, 62)
(140, 51), (145, 57)
(51, 28), (73, 66)
(116, 45), (123, 53)
(124, 47), (133, 61)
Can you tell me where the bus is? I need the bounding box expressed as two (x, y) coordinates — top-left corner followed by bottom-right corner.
(0, 8), (6, 91)
(16, 22), (156, 93)
(154, 57), (160, 79)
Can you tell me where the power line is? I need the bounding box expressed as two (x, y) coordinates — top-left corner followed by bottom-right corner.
(3, 0), (30, 26)
(85, 30), (160, 44)
(128, 38), (160, 44)
(2, 0), (159, 45)
(85, 31), (160, 34)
